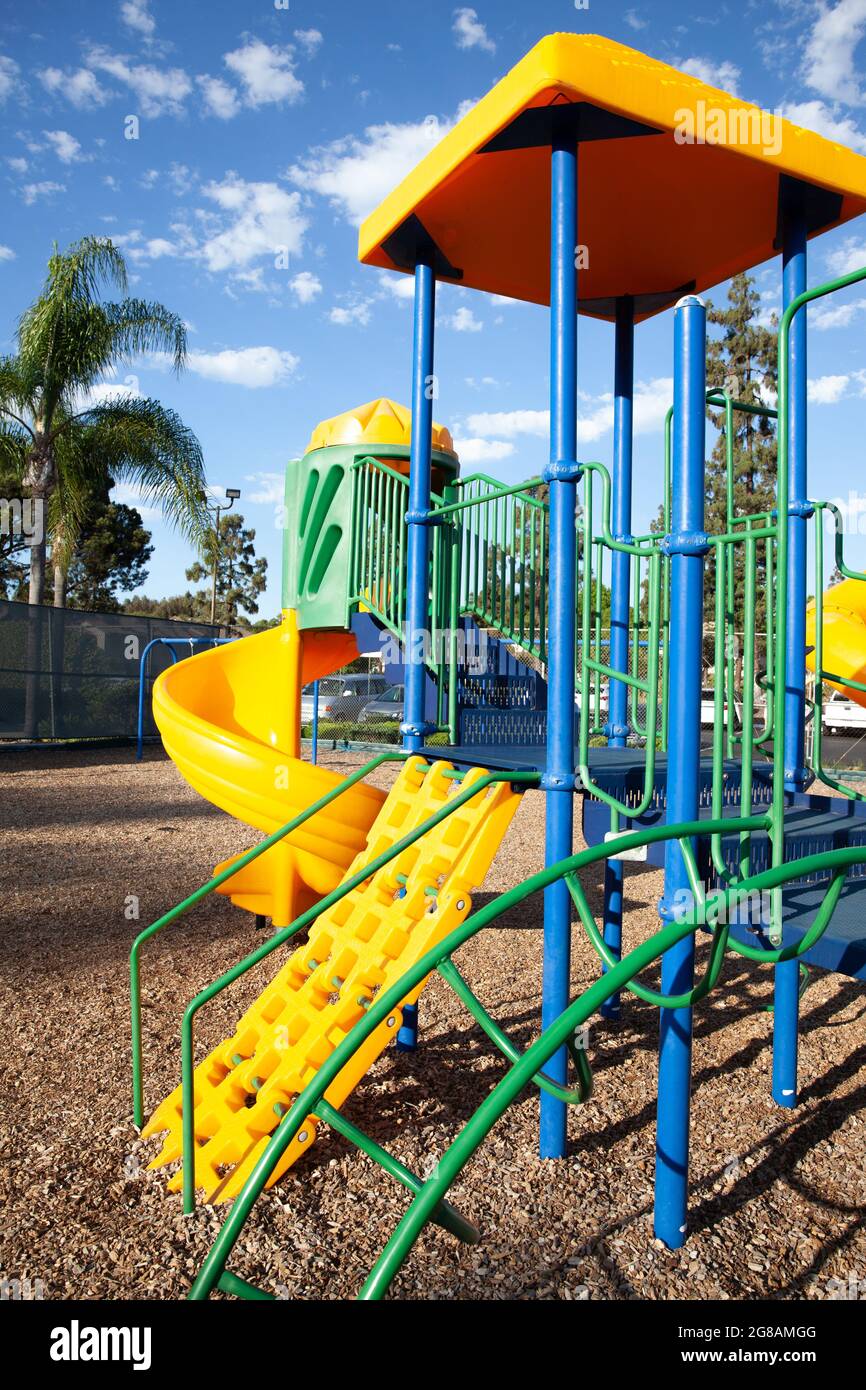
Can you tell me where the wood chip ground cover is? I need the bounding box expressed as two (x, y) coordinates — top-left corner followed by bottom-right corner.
(0, 748), (863, 1300)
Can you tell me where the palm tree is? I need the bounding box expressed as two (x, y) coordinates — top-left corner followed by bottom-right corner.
(0, 236), (209, 608)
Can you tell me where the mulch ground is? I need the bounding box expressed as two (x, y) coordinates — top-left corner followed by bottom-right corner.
(1, 745), (864, 1301)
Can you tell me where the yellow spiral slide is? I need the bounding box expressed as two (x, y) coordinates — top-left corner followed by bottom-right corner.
(806, 577), (866, 709)
(151, 610), (386, 927)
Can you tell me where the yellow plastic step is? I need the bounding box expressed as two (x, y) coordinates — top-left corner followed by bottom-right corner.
(143, 757), (519, 1204)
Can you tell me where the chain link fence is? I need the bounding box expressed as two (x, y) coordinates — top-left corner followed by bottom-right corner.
(0, 600), (221, 741)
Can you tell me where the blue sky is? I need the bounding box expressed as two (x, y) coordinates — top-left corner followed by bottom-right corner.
(1, 0), (866, 617)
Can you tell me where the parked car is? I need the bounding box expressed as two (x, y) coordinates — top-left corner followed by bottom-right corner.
(699, 686), (767, 728)
(301, 674), (389, 723)
(301, 678), (343, 722)
(358, 684), (405, 725)
(822, 689), (866, 735)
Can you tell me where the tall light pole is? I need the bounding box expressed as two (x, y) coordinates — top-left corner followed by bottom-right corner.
(208, 488), (240, 625)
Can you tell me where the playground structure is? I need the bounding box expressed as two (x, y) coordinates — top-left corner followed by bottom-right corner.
(130, 36), (866, 1298)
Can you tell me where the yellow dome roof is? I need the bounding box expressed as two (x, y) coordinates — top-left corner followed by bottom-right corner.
(305, 397), (456, 457)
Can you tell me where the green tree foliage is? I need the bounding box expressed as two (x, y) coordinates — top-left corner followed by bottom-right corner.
(61, 477), (153, 611)
(0, 236), (208, 609)
(646, 273), (778, 649)
(703, 272), (778, 634)
(125, 512), (269, 628)
(186, 511), (268, 627)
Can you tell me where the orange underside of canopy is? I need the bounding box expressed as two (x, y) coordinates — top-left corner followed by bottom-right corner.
(359, 35), (866, 321)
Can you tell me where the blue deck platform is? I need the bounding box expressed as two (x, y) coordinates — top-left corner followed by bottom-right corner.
(425, 742), (866, 981)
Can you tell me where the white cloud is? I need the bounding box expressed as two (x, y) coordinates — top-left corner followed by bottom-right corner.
(808, 373), (850, 403)
(85, 46), (192, 117)
(290, 270), (322, 303)
(465, 379), (673, 447)
(133, 236), (181, 261)
(6, 155), (28, 173)
(378, 271), (416, 300)
(624, 8), (648, 30)
(84, 379), (143, 407)
(827, 235), (866, 275)
(244, 471), (285, 504)
(110, 480), (163, 521)
(803, 0), (866, 106)
(446, 305), (482, 332)
(0, 244), (16, 261)
(781, 99), (866, 153)
(224, 38), (304, 108)
(453, 438), (514, 464)
(20, 181), (66, 205)
(465, 408), (548, 438)
(199, 176), (308, 272)
(294, 29), (323, 58)
(38, 65), (111, 109)
(0, 55), (20, 104)
(680, 57), (741, 94)
(329, 299), (373, 327)
(288, 107), (467, 225)
(812, 296), (866, 328)
(197, 74), (240, 120)
(452, 8), (496, 54)
(120, 0), (156, 40)
(42, 129), (85, 164)
(151, 345), (300, 388)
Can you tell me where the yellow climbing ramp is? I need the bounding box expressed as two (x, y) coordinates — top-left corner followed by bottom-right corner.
(144, 757), (520, 1204)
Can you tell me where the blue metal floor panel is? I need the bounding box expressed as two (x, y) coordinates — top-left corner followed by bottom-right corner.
(424, 742), (866, 982)
(728, 878), (866, 981)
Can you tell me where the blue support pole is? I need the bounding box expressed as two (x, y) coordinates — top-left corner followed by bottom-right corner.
(540, 135), (578, 1160)
(136, 636), (230, 759)
(601, 296), (634, 1021)
(774, 198), (809, 1106)
(397, 253), (436, 1052)
(654, 295), (707, 1248)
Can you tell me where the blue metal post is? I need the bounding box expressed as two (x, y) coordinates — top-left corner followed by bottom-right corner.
(397, 253), (436, 1052)
(654, 295), (707, 1248)
(540, 135), (578, 1159)
(311, 678), (319, 765)
(136, 637), (232, 758)
(601, 296), (634, 1021)
(774, 200), (809, 1106)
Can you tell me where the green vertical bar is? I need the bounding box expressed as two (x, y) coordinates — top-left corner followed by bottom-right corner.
(529, 507), (537, 655)
(739, 534), (757, 877)
(539, 508), (547, 664)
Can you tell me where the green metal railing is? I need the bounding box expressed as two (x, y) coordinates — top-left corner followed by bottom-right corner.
(767, 261), (866, 934)
(449, 472), (548, 662)
(129, 750), (412, 1130)
(807, 498), (866, 801)
(172, 763), (539, 1213)
(577, 459), (663, 817)
(348, 455), (460, 737)
(186, 819), (860, 1301)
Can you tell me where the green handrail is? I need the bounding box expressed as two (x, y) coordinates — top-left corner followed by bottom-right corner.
(358, 853), (849, 1301)
(577, 459), (663, 818)
(129, 749), (410, 1128)
(176, 766), (540, 1211)
(807, 498), (866, 802)
(771, 260), (866, 936)
(187, 816), (860, 1301)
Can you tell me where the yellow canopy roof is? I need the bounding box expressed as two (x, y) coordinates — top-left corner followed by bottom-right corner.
(359, 33), (866, 322)
(306, 397), (456, 457)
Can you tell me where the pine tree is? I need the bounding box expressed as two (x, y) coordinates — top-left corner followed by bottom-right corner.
(704, 272), (778, 643)
(186, 512), (267, 626)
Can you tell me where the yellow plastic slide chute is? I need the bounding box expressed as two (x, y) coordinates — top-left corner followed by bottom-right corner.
(805, 577), (866, 709)
(152, 611), (386, 926)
